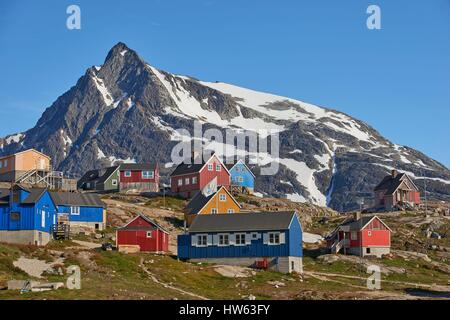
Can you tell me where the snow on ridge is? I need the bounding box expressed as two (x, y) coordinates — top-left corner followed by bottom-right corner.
(120, 49), (128, 56)
(92, 75), (114, 106)
(372, 163), (450, 185)
(5, 133), (24, 145)
(97, 147), (136, 165)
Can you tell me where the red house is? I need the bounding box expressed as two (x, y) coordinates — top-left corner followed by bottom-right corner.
(119, 163), (159, 193)
(116, 214), (170, 253)
(170, 154), (230, 198)
(374, 170), (420, 211)
(327, 213), (391, 257)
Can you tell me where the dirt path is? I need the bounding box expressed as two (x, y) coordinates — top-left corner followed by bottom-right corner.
(139, 258), (209, 300)
(305, 271), (450, 292)
(68, 240), (102, 249)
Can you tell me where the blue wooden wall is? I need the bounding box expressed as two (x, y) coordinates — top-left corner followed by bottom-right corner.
(229, 162), (254, 189)
(57, 205), (104, 223)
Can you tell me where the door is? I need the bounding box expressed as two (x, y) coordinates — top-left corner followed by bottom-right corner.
(38, 232), (43, 246)
(41, 210), (46, 228)
(39, 159), (46, 170)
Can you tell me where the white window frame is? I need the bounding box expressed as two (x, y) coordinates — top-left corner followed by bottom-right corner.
(142, 170), (154, 179)
(111, 179), (118, 186)
(218, 234), (229, 246)
(227, 209), (234, 214)
(207, 164), (213, 171)
(4, 160), (7, 167)
(236, 176), (244, 183)
(367, 231), (372, 237)
(235, 233), (246, 246)
(146, 231), (152, 238)
(216, 164), (221, 172)
(41, 210), (45, 228)
(185, 177), (190, 185)
(178, 178), (183, 186)
(192, 176), (198, 184)
(197, 234), (208, 247)
(252, 232), (259, 240)
(268, 232), (280, 245)
(211, 208), (218, 214)
(219, 194), (226, 202)
(70, 206), (80, 216)
(124, 171), (132, 177)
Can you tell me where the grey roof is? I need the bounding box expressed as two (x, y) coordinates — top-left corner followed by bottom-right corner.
(50, 192), (105, 208)
(185, 191), (215, 214)
(188, 211), (297, 233)
(21, 188), (47, 204)
(341, 216), (375, 231)
(374, 172), (417, 195)
(78, 166), (119, 186)
(170, 162), (204, 176)
(119, 163), (157, 171)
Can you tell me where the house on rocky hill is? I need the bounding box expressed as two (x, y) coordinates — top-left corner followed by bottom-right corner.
(170, 153), (230, 198)
(118, 163), (159, 193)
(177, 211), (303, 274)
(326, 213), (391, 258)
(77, 166), (120, 192)
(184, 185), (241, 226)
(226, 160), (255, 194)
(374, 170), (420, 211)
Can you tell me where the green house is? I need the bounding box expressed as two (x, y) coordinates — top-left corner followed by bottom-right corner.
(77, 166), (120, 192)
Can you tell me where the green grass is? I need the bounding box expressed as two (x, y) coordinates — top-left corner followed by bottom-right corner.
(145, 196), (186, 211)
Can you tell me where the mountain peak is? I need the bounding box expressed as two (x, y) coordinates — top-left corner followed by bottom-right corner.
(104, 42), (134, 62)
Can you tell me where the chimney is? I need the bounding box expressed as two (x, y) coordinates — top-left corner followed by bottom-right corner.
(354, 211), (361, 221)
(391, 169), (398, 178)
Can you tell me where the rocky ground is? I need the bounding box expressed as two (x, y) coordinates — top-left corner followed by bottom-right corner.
(0, 194), (448, 300)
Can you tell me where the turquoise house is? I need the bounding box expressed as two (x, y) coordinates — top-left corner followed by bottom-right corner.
(226, 160), (255, 194)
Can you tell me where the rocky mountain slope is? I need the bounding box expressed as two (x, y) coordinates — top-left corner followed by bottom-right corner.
(1, 42), (449, 211)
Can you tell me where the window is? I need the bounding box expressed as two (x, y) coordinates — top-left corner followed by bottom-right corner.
(4, 160), (7, 167)
(235, 233), (246, 246)
(351, 231), (358, 240)
(219, 194), (226, 202)
(366, 248), (371, 254)
(252, 233), (258, 239)
(208, 164), (213, 171)
(192, 176), (198, 184)
(124, 171), (131, 177)
(70, 206), (80, 215)
(10, 212), (20, 221)
(218, 234), (229, 246)
(112, 179), (118, 186)
(178, 179), (183, 186)
(0, 162), (2, 168)
(368, 231), (372, 237)
(197, 234), (207, 247)
(142, 171), (154, 179)
(291, 261), (295, 271)
(185, 177), (190, 185)
(146, 231), (152, 238)
(211, 208), (218, 214)
(227, 209), (234, 214)
(268, 232), (280, 245)
(236, 176), (244, 183)
(216, 164), (221, 171)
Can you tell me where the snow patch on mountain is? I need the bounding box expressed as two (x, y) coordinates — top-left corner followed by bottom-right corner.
(92, 75), (114, 106)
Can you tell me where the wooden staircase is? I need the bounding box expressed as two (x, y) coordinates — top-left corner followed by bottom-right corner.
(52, 224), (70, 240)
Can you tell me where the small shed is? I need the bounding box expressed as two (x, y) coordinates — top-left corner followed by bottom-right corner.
(116, 214), (170, 253)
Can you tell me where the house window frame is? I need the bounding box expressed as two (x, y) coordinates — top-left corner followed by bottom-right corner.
(235, 233), (246, 246)
(4, 160), (7, 167)
(185, 177), (190, 185)
(124, 170), (132, 178)
(219, 194), (226, 202)
(236, 176), (244, 183)
(216, 164), (221, 172)
(207, 164), (213, 171)
(70, 206), (80, 216)
(192, 176), (198, 184)
(111, 179), (118, 186)
(227, 209), (234, 214)
(178, 178), (183, 186)
(142, 170), (154, 179)
(146, 231), (152, 238)
(218, 234), (229, 246)
(268, 232), (280, 245)
(197, 234), (208, 247)
(367, 230), (372, 237)
(211, 208), (218, 214)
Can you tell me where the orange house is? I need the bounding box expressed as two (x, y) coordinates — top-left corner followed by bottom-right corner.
(0, 149), (51, 182)
(184, 186), (241, 226)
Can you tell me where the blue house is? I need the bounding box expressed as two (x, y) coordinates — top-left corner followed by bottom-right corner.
(178, 211), (303, 273)
(226, 160), (255, 194)
(50, 192), (106, 231)
(0, 185), (58, 246)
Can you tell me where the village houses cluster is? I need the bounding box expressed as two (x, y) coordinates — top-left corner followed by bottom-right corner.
(0, 148), (422, 274)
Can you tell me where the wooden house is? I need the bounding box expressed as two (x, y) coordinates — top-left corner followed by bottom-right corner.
(77, 166), (120, 192)
(184, 186), (241, 226)
(177, 211), (303, 274)
(374, 170), (420, 210)
(327, 213), (391, 257)
(226, 160), (255, 194)
(170, 154), (230, 198)
(119, 163), (159, 193)
(0, 185), (57, 246)
(116, 214), (170, 253)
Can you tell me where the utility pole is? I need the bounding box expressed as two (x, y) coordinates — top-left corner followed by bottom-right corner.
(422, 169), (428, 217)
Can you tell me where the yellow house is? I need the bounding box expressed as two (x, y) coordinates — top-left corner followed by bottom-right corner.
(184, 186), (241, 226)
(0, 149), (51, 182)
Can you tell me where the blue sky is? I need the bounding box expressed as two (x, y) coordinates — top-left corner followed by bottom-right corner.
(0, 0), (449, 167)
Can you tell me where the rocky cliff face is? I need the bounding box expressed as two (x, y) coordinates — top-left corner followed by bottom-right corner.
(1, 42), (449, 211)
